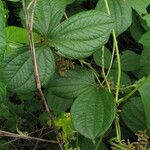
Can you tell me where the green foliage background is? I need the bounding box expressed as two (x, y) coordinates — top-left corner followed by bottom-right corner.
(0, 0), (150, 149)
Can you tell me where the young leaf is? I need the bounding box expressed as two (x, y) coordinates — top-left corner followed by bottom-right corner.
(23, 0), (67, 36)
(121, 97), (146, 132)
(1, 45), (55, 93)
(93, 47), (111, 69)
(71, 87), (116, 139)
(50, 10), (114, 59)
(48, 66), (96, 99)
(6, 26), (40, 44)
(139, 81), (150, 130)
(47, 90), (73, 115)
(96, 0), (132, 35)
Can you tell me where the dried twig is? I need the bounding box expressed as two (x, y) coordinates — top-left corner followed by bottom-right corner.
(22, 0), (64, 149)
(33, 127), (44, 150)
(0, 130), (58, 144)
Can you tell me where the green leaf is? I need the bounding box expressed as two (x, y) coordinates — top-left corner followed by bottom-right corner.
(26, 0), (66, 36)
(127, 0), (150, 15)
(71, 87), (116, 139)
(108, 69), (131, 86)
(47, 90), (73, 115)
(1, 45), (55, 93)
(140, 47), (150, 74)
(55, 113), (75, 142)
(0, 139), (10, 150)
(140, 32), (150, 47)
(121, 97), (146, 132)
(0, 0), (6, 64)
(139, 81), (150, 130)
(0, 82), (6, 102)
(93, 47), (111, 69)
(143, 14), (150, 27)
(96, 0), (132, 35)
(66, 0), (75, 4)
(48, 66), (96, 99)
(24, 98), (42, 112)
(130, 12), (145, 42)
(50, 10), (114, 59)
(0, 104), (10, 119)
(120, 50), (140, 71)
(79, 137), (107, 150)
(6, 26), (40, 44)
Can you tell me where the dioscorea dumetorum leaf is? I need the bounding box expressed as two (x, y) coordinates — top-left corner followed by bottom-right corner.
(1, 45), (55, 93)
(50, 10), (114, 59)
(71, 87), (116, 139)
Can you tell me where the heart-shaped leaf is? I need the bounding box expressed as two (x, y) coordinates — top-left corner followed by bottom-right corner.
(71, 87), (116, 139)
(48, 66), (96, 99)
(50, 10), (114, 59)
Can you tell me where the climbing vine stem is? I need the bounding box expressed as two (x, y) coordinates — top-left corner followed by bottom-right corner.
(104, 0), (122, 144)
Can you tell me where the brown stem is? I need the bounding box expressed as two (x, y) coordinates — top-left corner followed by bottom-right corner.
(22, 1), (64, 149)
(33, 127), (44, 150)
(0, 130), (58, 144)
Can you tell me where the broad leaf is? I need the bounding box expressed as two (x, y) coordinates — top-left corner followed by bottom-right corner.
(47, 90), (73, 115)
(96, 0), (132, 35)
(50, 10), (114, 59)
(121, 97), (146, 132)
(25, 0), (67, 36)
(48, 66), (96, 99)
(1, 45), (55, 93)
(0, 0), (6, 63)
(139, 81), (150, 130)
(140, 32), (150, 47)
(71, 87), (116, 139)
(93, 47), (111, 69)
(130, 12), (145, 42)
(140, 47), (150, 74)
(127, 0), (150, 15)
(120, 50), (140, 71)
(6, 26), (40, 44)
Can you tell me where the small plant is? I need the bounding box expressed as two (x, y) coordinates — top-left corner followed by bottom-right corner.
(0, 0), (150, 149)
